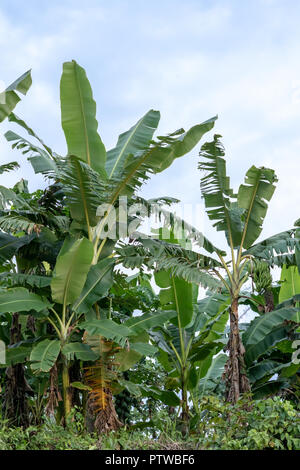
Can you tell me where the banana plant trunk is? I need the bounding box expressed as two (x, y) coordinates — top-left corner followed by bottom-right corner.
(92, 389), (123, 434)
(62, 359), (72, 421)
(181, 370), (189, 437)
(224, 298), (250, 403)
(3, 313), (30, 427)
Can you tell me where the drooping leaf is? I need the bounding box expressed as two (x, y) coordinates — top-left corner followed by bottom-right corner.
(79, 319), (132, 345)
(5, 345), (32, 366)
(30, 339), (61, 372)
(244, 229), (299, 267)
(123, 310), (176, 334)
(130, 342), (158, 355)
(0, 161), (20, 175)
(8, 112), (53, 155)
(62, 342), (99, 361)
(0, 233), (34, 263)
(248, 360), (284, 383)
(0, 70), (32, 122)
(0, 272), (52, 289)
(0, 288), (51, 314)
(56, 156), (104, 228)
(0, 215), (43, 235)
(118, 235), (221, 289)
(4, 130), (57, 175)
(245, 325), (290, 365)
(243, 306), (299, 346)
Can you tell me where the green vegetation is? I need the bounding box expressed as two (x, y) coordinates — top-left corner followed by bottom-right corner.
(0, 61), (299, 450)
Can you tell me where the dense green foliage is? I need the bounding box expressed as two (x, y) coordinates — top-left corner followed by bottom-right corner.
(0, 397), (298, 450)
(0, 62), (299, 450)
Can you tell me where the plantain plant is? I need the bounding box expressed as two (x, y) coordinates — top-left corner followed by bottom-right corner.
(120, 135), (300, 404)
(0, 60), (216, 428)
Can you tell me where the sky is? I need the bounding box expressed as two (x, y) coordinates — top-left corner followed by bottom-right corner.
(0, 0), (300, 253)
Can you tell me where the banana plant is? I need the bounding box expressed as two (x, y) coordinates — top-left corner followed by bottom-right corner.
(150, 229), (229, 434)
(120, 135), (299, 404)
(196, 135), (281, 403)
(0, 177), (69, 426)
(0, 69), (32, 123)
(3, 60), (216, 427)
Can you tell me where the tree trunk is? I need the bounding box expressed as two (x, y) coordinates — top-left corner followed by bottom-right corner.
(3, 313), (31, 427)
(62, 359), (72, 422)
(93, 389), (123, 434)
(223, 298), (251, 403)
(180, 370), (189, 437)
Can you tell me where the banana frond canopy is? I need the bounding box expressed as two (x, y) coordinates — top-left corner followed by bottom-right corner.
(116, 234), (223, 290)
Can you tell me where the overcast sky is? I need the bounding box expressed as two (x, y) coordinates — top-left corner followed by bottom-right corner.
(0, 0), (299, 253)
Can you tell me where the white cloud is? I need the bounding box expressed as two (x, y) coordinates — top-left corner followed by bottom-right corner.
(0, 0), (299, 248)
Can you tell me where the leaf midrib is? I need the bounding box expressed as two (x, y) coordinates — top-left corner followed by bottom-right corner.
(108, 116), (145, 178)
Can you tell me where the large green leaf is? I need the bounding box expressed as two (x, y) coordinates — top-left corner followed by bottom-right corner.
(73, 258), (114, 313)
(279, 265), (300, 326)
(57, 156), (104, 228)
(106, 109), (160, 178)
(0, 70), (32, 122)
(248, 360), (283, 383)
(245, 325), (290, 365)
(51, 237), (93, 306)
(79, 319), (132, 345)
(197, 353), (227, 397)
(157, 117), (217, 173)
(107, 116), (217, 202)
(154, 229), (197, 328)
(0, 288), (51, 314)
(0, 272), (51, 289)
(0, 161), (20, 175)
(0, 233), (34, 263)
(118, 235), (222, 290)
(243, 306), (299, 346)
(130, 342), (158, 355)
(155, 272), (194, 328)
(115, 348), (142, 372)
(252, 379), (288, 399)
(30, 339), (61, 372)
(8, 112), (53, 155)
(195, 292), (229, 323)
(5, 130), (57, 175)
(244, 229), (298, 267)
(62, 342), (99, 361)
(237, 165), (277, 249)
(60, 61), (106, 179)
(5, 345), (32, 366)
(123, 310), (176, 334)
(199, 135), (241, 247)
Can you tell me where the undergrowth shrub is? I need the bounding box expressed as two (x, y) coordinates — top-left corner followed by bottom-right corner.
(196, 396), (300, 450)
